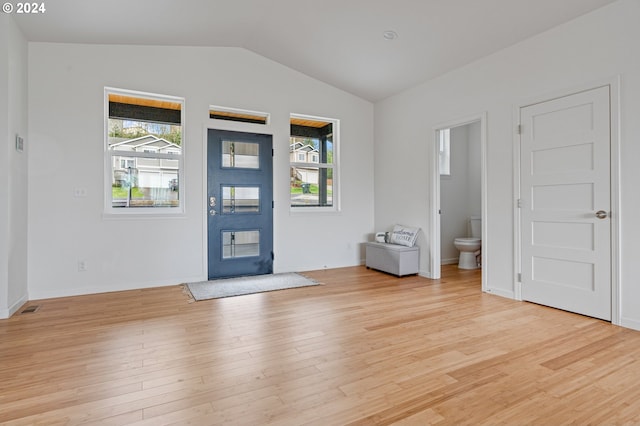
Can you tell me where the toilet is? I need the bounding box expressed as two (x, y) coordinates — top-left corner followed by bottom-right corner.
(454, 216), (481, 269)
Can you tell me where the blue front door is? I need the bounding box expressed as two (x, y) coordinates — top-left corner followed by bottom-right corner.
(207, 129), (273, 279)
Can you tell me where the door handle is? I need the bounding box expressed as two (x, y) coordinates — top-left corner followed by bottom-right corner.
(595, 210), (608, 219)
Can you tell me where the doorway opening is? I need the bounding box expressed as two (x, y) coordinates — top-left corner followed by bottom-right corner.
(430, 113), (487, 292)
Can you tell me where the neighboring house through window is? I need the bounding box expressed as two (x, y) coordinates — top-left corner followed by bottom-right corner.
(105, 88), (185, 213)
(290, 114), (339, 210)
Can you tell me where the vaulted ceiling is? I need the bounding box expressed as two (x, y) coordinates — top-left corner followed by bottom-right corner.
(13, 0), (617, 102)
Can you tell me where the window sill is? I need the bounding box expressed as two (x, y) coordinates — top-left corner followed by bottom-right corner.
(289, 206), (340, 216)
(102, 208), (186, 220)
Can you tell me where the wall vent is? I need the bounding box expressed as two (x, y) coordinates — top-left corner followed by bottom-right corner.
(21, 305), (40, 314)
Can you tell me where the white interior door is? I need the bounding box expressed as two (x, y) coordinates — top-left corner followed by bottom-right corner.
(520, 86), (611, 320)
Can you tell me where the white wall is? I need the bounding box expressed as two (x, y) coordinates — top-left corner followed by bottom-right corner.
(374, 0), (640, 328)
(467, 121), (482, 219)
(0, 15), (29, 318)
(440, 122), (481, 263)
(28, 43), (374, 299)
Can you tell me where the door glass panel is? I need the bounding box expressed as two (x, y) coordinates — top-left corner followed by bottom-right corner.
(222, 230), (260, 258)
(222, 141), (260, 169)
(222, 186), (260, 213)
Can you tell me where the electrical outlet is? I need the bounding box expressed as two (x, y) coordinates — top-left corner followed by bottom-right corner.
(73, 188), (87, 198)
(77, 260), (87, 272)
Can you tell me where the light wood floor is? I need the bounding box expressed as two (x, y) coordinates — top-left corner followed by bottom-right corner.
(2, 266), (640, 425)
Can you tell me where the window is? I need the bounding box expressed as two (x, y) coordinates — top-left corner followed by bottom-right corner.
(439, 128), (451, 176)
(209, 105), (269, 125)
(290, 114), (339, 210)
(105, 88), (184, 213)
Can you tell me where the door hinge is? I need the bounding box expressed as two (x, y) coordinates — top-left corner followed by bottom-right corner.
(272, 200), (274, 208)
(517, 273), (522, 282)
(271, 251), (274, 260)
(272, 148), (274, 157)
(517, 124), (522, 135)
(517, 199), (522, 208)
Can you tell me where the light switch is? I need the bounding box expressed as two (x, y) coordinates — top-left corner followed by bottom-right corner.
(15, 135), (24, 152)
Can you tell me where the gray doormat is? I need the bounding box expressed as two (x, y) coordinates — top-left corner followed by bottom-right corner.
(185, 272), (320, 301)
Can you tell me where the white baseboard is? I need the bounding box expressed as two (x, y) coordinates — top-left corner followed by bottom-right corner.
(483, 287), (515, 299)
(27, 275), (205, 301)
(0, 294), (29, 319)
(419, 269), (431, 278)
(620, 317), (640, 332)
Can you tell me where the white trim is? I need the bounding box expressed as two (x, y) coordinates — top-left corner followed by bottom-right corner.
(610, 76), (622, 327)
(289, 206), (340, 216)
(430, 112), (487, 292)
(512, 77), (621, 325)
(27, 276), (203, 301)
(0, 294), (29, 319)
(620, 317), (640, 332)
(482, 287), (515, 300)
(512, 107), (523, 300)
(289, 162), (333, 169)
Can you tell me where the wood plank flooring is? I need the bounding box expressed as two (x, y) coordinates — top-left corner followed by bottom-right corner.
(2, 265), (640, 425)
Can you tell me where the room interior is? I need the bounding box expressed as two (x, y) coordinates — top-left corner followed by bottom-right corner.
(2, 0), (640, 423)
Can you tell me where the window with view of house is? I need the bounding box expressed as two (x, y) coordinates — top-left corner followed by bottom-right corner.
(290, 114), (339, 210)
(105, 88), (184, 213)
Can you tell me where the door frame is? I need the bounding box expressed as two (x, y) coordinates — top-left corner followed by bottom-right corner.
(429, 112), (488, 293)
(513, 77), (621, 325)
(201, 119), (275, 281)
